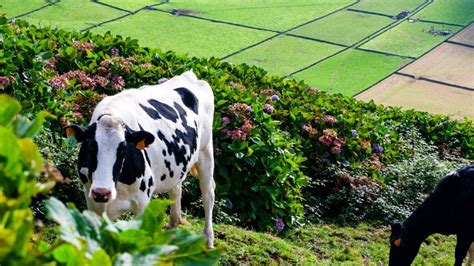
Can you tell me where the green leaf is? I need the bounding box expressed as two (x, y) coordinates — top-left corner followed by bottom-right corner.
(140, 200), (172, 237)
(88, 249), (112, 266)
(45, 197), (82, 250)
(0, 94), (21, 126)
(16, 111), (55, 138)
(114, 246), (177, 266)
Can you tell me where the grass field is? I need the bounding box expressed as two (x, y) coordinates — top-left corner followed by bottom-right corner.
(100, 0), (164, 11)
(182, 219), (458, 265)
(92, 10), (273, 58)
(290, 10), (393, 45)
(0, 0), (48, 17)
(413, 0), (474, 25)
(225, 35), (344, 76)
(351, 0), (426, 15)
(19, 0), (127, 30)
(356, 75), (474, 120)
(361, 21), (462, 58)
(292, 49), (412, 95)
(158, 0), (355, 31)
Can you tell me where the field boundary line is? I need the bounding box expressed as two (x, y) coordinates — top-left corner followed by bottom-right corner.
(91, 1), (133, 14)
(148, 7), (280, 34)
(12, 0), (60, 19)
(356, 47), (416, 59)
(417, 19), (466, 28)
(80, 1), (169, 32)
(346, 8), (394, 18)
(219, 0), (361, 60)
(395, 72), (474, 91)
(354, 22), (472, 97)
(284, 34), (348, 48)
(289, 0), (431, 78)
(445, 40), (474, 49)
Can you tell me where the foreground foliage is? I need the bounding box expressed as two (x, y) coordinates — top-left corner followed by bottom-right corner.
(0, 95), (219, 265)
(1, 16), (472, 230)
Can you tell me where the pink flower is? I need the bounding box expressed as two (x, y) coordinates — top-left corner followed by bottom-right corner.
(323, 129), (337, 138)
(111, 76), (125, 90)
(323, 115), (336, 125)
(221, 116), (230, 125)
(319, 135), (333, 147)
(330, 145), (341, 155)
(73, 40), (95, 53)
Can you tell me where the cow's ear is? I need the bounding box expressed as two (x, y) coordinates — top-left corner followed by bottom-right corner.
(64, 123), (96, 142)
(128, 131), (155, 150)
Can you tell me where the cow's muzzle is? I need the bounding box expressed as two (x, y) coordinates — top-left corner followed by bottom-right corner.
(91, 187), (112, 203)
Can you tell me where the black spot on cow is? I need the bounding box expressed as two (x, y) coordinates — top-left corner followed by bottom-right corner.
(148, 176), (154, 187)
(164, 160), (171, 172)
(118, 143), (146, 185)
(140, 103), (161, 120)
(112, 142), (127, 183)
(144, 150), (151, 167)
(162, 149), (167, 156)
(175, 87), (199, 114)
(160, 174), (166, 181)
(147, 188), (151, 198)
(140, 179), (146, 192)
(77, 138), (98, 183)
(148, 99), (178, 122)
(170, 171), (174, 178)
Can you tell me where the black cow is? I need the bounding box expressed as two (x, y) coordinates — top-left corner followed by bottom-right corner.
(389, 165), (474, 265)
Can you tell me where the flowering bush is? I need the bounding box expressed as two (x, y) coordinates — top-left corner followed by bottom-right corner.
(2, 17), (472, 229)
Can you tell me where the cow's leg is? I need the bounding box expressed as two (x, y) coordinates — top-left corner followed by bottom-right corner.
(197, 146), (215, 249)
(167, 184), (183, 228)
(454, 234), (472, 266)
(131, 191), (150, 216)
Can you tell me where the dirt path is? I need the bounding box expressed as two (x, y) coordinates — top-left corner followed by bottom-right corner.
(450, 23), (474, 46)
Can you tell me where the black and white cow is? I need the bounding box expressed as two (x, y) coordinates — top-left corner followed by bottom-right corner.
(389, 164), (474, 265)
(65, 71), (215, 248)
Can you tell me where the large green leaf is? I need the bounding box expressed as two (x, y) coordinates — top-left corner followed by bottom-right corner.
(45, 197), (82, 250)
(0, 95), (20, 126)
(16, 111), (55, 138)
(114, 246), (177, 266)
(139, 200), (172, 237)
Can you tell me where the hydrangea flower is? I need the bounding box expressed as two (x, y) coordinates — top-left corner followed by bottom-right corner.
(270, 94), (280, 101)
(111, 76), (125, 90)
(323, 115), (336, 125)
(373, 144), (384, 153)
(221, 116), (230, 125)
(330, 145), (341, 155)
(263, 103), (274, 114)
(319, 135), (333, 147)
(275, 219), (285, 231)
(110, 47), (120, 56)
(350, 130), (358, 136)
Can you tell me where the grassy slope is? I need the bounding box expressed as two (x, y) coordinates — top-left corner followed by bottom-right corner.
(293, 49), (412, 95)
(92, 10), (272, 58)
(0, 0), (47, 17)
(100, 0), (164, 11)
(413, 0), (474, 25)
(290, 10), (393, 46)
(225, 35), (343, 76)
(181, 219), (458, 264)
(351, 0), (426, 15)
(21, 0), (127, 30)
(361, 21), (462, 58)
(158, 0), (355, 31)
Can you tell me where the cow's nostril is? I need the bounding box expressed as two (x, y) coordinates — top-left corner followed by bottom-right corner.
(91, 188), (111, 203)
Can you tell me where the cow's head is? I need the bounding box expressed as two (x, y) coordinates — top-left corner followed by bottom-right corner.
(389, 221), (421, 266)
(65, 115), (154, 203)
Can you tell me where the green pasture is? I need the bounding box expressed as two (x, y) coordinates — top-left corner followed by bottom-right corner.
(413, 0), (474, 25)
(292, 49), (412, 95)
(158, 0), (354, 31)
(92, 10), (272, 58)
(1, 0), (48, 17)
(361, 21), (462, 58)
(351, 0), (426, 15)
(225, 35), (344, 76)
(18, 0), (126, 30)
(290, 10), (393, 45)
(100, 0), (163, 11)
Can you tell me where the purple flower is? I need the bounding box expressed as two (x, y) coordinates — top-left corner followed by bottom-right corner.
(111, 76), (125, 90)
(110, 48), (120, 56)
(350, 130), (358, 136)
(158, 78), (169, 84)
(263, 103), (274, 114)
(373, 144), (384, 153)
(275, 218), (285, 231)
(221, 116), (230, 125)
(270, 95), (280, 102)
